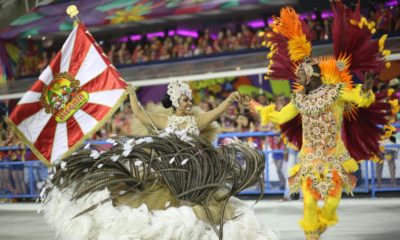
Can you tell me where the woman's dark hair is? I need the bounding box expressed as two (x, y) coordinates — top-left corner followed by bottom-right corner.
(162, 93), (173, 109)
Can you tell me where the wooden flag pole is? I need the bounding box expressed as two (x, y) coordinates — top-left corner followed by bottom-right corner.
(127, 85), (160, 135)
(139, 102), (160, 135)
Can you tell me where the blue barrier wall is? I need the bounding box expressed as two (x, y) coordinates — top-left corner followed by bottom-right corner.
(1, 131), (399, 199)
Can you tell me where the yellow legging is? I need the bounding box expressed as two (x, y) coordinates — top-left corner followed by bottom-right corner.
(300, 181), (342, 239)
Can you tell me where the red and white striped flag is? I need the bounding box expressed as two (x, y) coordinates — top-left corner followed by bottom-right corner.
(6, 22), (128, 166)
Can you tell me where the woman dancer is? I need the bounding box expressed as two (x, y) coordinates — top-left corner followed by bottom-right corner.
(41, 80), (279, 240)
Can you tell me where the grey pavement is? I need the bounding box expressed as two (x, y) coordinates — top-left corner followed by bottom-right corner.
(0, 198), (399, 240)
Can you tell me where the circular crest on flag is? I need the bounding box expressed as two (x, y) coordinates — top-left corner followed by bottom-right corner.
(40, 72), (89, 123)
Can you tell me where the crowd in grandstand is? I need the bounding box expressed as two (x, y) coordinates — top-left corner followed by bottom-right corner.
(13, 4), (400, 78)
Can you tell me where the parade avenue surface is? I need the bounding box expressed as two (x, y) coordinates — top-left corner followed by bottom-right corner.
(0, 198), (399, 240)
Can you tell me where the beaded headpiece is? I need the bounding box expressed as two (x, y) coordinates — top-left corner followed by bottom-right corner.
(167, 80), (192, 108)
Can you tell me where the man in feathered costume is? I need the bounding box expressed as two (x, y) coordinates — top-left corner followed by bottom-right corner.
(250, 1), (398, 239)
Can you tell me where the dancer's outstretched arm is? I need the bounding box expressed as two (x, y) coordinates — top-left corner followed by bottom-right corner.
(341, 72), (376, 107)
(196, 91), (241, 130)
(252, 102), (299, 126)
(128, 87), (167, 130)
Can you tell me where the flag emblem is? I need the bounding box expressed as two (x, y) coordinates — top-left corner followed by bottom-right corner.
(40, 72), (89, 123)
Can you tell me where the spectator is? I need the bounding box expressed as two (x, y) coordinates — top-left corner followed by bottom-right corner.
(236, 113), (253, 132)
(220, 105), (237, 132)
(118, 43), (131, 64)
(213, 30), (225, 53)
(184, 37), (194, 57)
(143, 43), (151, 62)
(16, 58), (29, 78)
(323, 18), (332, 40)
(232, 32), (246, 51)
(132, 44), (145, 63)
(225, 29), (234, 51)
(241, 24), (254, 48)
(38, 51), (49, 72)
(250, 30), (261, 49)
(24, 43), (40, 75)
(0, 123), (12, 195)
(160, 37), (173, 60)
(194, 41), (204, 56)
(159, 44), (171, 60)
(108, 44), (118, 64)
(173, 36), (185, 58)
(377, 134), (397, 188)
(198, 28), (212, 48)
(257, 94), (269, 106)
(6, 131), (27, 195)
(267, 95), (289, 190)
(150, 38), (162, 61)
(199, 101), (213, 112)
(375, 5), (393, 33)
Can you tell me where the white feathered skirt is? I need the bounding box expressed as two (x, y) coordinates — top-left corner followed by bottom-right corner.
(42, 187), (279, 240)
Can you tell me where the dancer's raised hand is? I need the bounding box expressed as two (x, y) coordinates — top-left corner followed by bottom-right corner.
(362, 71), (377, 92)
(227, 91), (241, 104)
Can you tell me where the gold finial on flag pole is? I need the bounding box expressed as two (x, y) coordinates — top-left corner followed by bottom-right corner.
(66, 5), (80, 23)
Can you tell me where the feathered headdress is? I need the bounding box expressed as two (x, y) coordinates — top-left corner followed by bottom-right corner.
(260, 7), (312, 81)
(260, 0), (396, 161)
(260, 0), (390, 87)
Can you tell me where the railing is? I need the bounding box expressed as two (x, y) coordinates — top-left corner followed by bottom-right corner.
(0, 131), (399, 199)
(0, 160), (47, 199)
(217, 132), (373, 195)
(370, 143), (400, 197)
